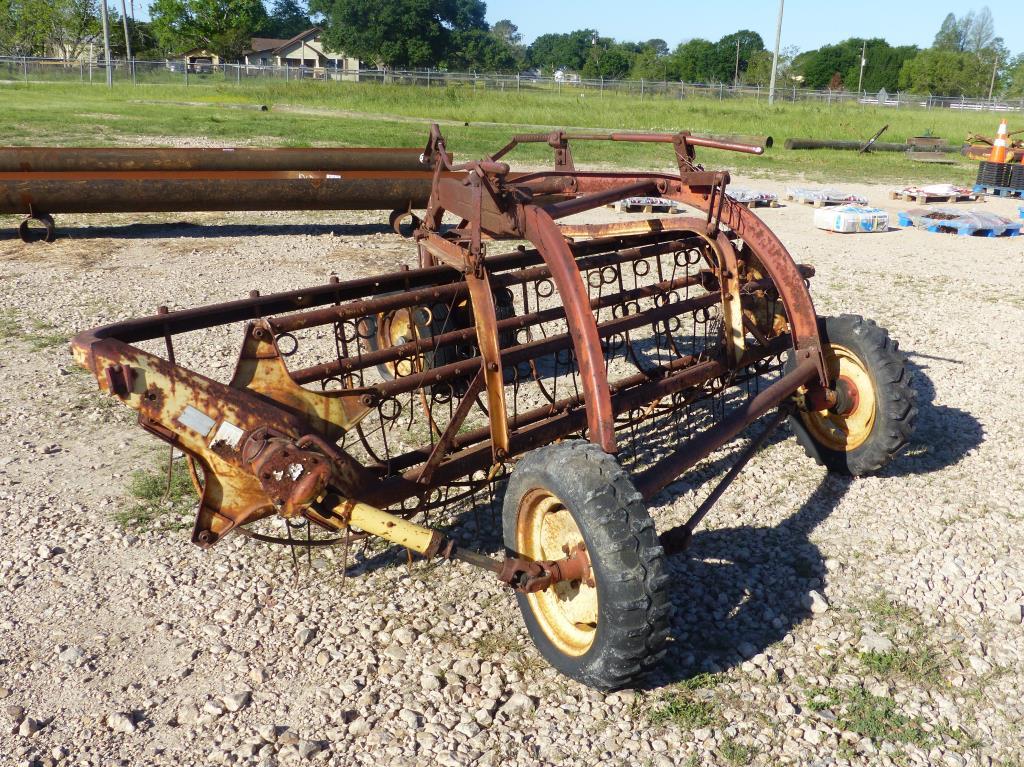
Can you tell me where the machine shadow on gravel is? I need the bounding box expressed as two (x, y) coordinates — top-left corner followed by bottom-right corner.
(319, 352), (984, 689)
(642, 354), (985, 688)
(0, 222), (395, 240)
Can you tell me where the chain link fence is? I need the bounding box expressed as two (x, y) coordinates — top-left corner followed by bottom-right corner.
(3, 55), (1023, 112)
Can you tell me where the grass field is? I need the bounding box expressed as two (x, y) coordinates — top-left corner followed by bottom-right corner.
(0, 79), (1000, 183)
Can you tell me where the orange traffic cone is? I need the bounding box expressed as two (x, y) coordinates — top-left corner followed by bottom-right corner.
(990, 119), (1009, 163)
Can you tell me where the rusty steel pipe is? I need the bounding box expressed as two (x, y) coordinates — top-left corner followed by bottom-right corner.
(371, 290), (722, 400)
(367, 338), (790, 509)
(634, 356), (819, 499)
(274, 235), (705, 337)
(294, 270), (706, 384)
(0, 171), (445, 215)
(0, 146), (434, 173)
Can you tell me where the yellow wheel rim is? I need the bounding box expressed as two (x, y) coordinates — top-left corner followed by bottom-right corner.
(800, 343), (877, 451)
(375, 308), (428, 378)
(516, 489), (598, 656)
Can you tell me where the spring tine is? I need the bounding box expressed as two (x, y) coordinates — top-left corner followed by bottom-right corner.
(285, 522), (299, 582)
(306, 519), (313, 571)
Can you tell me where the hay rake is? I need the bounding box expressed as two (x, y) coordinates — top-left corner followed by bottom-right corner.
(72, 126), (916, 688)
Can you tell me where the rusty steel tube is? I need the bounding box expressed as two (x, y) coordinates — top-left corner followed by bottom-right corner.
(634, 356), (819, 499)
(274, 236), (703, 337)
(292, 270), (706, 384)
(0, 146), (432, 173)
(0, 171), (444, 215)
(367, 338), (790, 509)
(371, 290), (722, 400)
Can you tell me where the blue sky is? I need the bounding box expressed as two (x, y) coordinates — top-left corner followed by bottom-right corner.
(482, 1), (1022, 56)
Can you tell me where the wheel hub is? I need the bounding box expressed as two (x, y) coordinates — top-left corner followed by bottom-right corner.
(800, 343), (877, 451)
(516, 489), (598, 656)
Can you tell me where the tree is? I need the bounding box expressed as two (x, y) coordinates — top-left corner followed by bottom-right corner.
(1003, 53), (1024, 97)
(642, 38), (668, 57)
(933, 12), (968, 52)
(527, 29), (595, 72)
(899, 48), (989, 96)
(795, 38), (917, 92)
(966, 7), (995, 53)
(150, 0), (269, 59)
(713, 30), (764, 83)
(581, 41), (633, 79)
(933, 7), (998, 54)
(446, 28), (517, 71)
(670, 38), (717, 82)
(630, 46), (668, 80)
(109, 18), (161, 58)
(310, 0), (488, 68)
(261, 0), (311, 39)
(0, 0), (99, 58)
(744, 50), (775, 86)
(491, 19), (520, 46)
(489, 18), (525, 69)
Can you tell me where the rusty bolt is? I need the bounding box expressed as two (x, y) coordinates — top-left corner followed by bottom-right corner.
(487, 362), (499, 373)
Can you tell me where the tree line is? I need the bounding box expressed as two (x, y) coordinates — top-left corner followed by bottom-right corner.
(3, 0), (1024, 98)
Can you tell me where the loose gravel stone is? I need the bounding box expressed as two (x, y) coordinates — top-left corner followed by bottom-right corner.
(1, 186), (1022, 767)
(222, 692), (251, 713)
(106, 713), (136, 734)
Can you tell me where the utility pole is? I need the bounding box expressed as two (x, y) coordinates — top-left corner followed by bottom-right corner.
(988, 54), (1000, 102)
(858, 41), (866, 94)
(99, 0), (113, 87)
(119, 0), (132, 66)
(734, 39), (741, 86)
(768, 0), (784, 106)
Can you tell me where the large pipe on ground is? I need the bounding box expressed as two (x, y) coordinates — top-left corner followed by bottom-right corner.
(0, 170), (444, 215)
(784, 138), (957, 153)
(0, 146), (432, 173)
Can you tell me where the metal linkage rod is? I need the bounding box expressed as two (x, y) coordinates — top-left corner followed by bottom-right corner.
(660, 407), (789, 555)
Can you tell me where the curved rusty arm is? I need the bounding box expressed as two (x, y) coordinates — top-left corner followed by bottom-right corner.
(521, 205), (617, 454)
(675, 192), (827, 386)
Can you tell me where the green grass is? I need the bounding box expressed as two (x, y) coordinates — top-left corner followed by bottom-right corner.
(0, 310), (20, 339)
(860, 648), (945, 686)
(720, 736), (758, 765)
(855, 593), (954, 687)
(804, 684), (980, 751)
(115, 457), (197, 530)
(0, 309), (70, 350)
(648, 673), (722, 730)
(648, 695), (718, 730)
(0, 79), (993, 183)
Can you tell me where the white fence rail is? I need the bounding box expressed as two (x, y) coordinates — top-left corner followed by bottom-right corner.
(2, 56), (1023, 113)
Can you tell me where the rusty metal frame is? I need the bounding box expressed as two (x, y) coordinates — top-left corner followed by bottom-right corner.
(71, 125), (832, 590)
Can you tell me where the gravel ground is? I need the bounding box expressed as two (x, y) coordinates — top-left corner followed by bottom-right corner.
(0, 177), (1022, 767)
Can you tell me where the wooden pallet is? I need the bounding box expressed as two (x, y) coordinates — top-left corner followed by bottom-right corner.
(889, 190), (983, 204)
(608, 200), (680, 214)
(897, 212), (1021, 237)
(784, 193), (863, 208)
(738, 198), (781, 209)
(972, 184), (1024, 199)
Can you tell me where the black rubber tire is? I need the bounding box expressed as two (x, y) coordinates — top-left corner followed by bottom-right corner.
(789, 314), (917, 476)
(502, 440), (670, 690)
